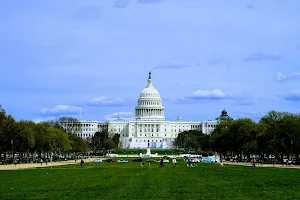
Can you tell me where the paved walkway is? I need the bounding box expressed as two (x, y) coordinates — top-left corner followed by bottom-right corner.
(225, 162), (300, 169)
(0, 158), (96, 171)
(1, 158), (299, 170)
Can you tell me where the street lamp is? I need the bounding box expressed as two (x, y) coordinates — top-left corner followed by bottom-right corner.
(11, 139), (13, 161)
(291, 140), (293, 161)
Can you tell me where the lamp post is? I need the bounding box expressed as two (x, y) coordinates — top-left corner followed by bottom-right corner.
(291, 140), (293, 161)
(11, 139), (14, 161)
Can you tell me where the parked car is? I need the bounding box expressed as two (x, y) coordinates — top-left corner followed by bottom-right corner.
(132, 158), (143, 162)
(202, 157), (213, 163)
(103, 158), (114, 162)
(117, 159), (128, 163)
(92, 159), (103, 163)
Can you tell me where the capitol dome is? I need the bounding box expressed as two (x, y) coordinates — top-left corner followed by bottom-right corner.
(139, 73), (161, 98)
(135, 72), (165, 120)
(140, 86), (160, 98)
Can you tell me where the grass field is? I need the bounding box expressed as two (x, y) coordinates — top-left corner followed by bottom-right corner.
(0, 158), (299, 200)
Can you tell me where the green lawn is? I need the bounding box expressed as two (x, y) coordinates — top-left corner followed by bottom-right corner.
(0, 158), (299, 200)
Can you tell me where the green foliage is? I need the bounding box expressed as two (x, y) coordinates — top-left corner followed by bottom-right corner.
(89, 131), (120, 152)
(0, 105), (88, 159)
(210, 111), (300, 162)
(175, 130), (210, 152)
(1, 103), (300, 163)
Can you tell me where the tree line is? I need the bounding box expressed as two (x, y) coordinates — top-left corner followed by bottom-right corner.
(0, 105), (88, 163)
(175, 110), (300, 164)
(0, 104), (121, 163)
(2, 103), (299, 164)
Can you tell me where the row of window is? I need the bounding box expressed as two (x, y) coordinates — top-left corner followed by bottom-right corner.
(70, 128), (94, 131)
(77, 133), (92, 137)
(65, 123), (94, 127)
(136, 139), (162, 142)
(207, 124), (216, 128)
(140, 101), (160, 105)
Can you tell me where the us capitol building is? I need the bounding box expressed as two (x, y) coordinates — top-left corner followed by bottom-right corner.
(61, 72), (232, 149)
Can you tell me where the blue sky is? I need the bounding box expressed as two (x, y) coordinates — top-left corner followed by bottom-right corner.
(1, 0), (300, 122)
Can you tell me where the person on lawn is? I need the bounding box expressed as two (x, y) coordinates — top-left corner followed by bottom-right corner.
(172, 157), (177, 167)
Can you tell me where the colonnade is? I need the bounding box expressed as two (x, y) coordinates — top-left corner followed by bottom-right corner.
(136, 108), (164, 116)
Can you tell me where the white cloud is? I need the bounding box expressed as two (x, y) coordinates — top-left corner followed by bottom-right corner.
(190, 89), (229, 100)
(276, 72), (287, 82)
(104, 111), (134, 121)
(88, 96), (124, 106)
(276, 71), (300, 82)
(40, 105), (81, 116)
(32, 116), (56, 123)
(175, 89), (232, 104)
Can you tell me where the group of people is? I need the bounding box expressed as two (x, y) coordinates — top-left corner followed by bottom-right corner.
(159, 157), (177, 167)
(186, 158), (197, 167)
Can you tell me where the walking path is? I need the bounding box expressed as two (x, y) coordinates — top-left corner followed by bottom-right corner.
(1, 158), (299, 170)
(0, 158), (96, 171)
(225, 161), (300, 169)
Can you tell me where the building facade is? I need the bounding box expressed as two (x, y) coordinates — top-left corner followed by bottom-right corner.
(61, 72), (232, 149)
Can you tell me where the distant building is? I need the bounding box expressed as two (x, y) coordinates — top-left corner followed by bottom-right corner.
(215, 109), (233, 121)
(61, 72), (232, 149)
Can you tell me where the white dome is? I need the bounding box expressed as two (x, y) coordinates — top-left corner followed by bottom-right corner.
(135, 72), (165, 120)
(139, 72), (161, 98)
(140, 86), (160, 98)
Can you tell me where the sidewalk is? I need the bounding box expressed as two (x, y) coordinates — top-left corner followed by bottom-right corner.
(225, 162), (300, 169)
(0, 158), (96, 171)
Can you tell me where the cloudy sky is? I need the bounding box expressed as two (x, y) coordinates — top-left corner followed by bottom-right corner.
(1, 0), (300, 122)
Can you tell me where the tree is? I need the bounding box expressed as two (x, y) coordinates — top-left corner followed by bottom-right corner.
(175, 130), (208, 152)
(111, 134), (120, 148)
(57, 117), (82, 135)
(210, 118), (258, 159)
(258, 111), (293, 160)
(90, 131), (108, 153)
(0, 113), (18, 161)
(210, 119), (233, 155)
(69, 134), (89, 154)
(15, 120), (36, 162)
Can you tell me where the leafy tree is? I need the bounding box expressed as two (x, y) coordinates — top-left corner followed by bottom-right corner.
(57, 117), (82, 135)
(111, 134), (120, 148)
(175, 130), (208, 152)
(90, 131), (108, 153)
(15, 120), (36, 161)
